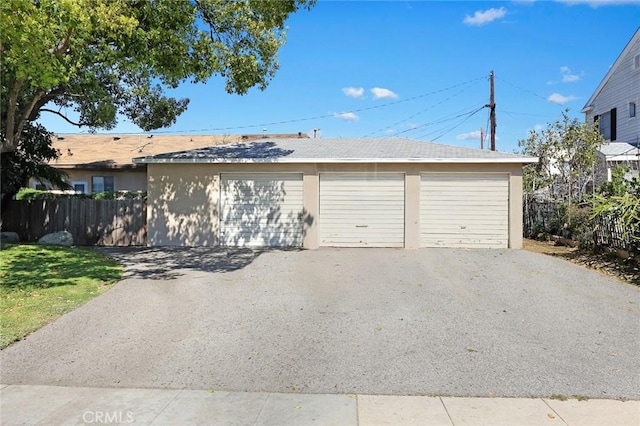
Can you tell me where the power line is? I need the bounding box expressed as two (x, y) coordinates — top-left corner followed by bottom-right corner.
(92, 76), (488, 135)
(431, 107), (485, 142)
(393, 104), (487, 137)
(498, 109), (555, 118)
(363, 79), (483, 137)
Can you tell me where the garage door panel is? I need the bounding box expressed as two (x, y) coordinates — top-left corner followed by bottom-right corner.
(320, 215), (406, 222)
(321, 206), (405, 213)
(421, 173), (509, 248)
(425, 219), (508, 226)
(220, 173), (304, 247)
(425, 238), (507, 248)
(422, 192), (508, 200)
(320, 173), (405, 247)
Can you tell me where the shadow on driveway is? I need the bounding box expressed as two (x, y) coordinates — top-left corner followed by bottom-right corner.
(1, 248), (639, 398)
(99, 246), (298, 280)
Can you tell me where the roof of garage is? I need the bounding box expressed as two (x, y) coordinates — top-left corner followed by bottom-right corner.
(134, 138), (538, 164)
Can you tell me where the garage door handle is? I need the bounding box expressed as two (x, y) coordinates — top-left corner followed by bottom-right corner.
(355, 225), (368, 228)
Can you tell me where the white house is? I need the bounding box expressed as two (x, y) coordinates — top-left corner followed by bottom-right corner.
(597, 142), (639, 183)
(582, 27), (640, 147)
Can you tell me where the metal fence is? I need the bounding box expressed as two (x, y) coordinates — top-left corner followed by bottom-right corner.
(1, 199), (146, 246)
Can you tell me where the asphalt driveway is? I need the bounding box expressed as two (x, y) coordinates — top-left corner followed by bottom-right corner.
(1, 247), (639, 399)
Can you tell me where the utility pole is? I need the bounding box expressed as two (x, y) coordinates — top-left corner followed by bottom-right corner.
(480, 127), (484, 150)
(487, 70), (496, 151)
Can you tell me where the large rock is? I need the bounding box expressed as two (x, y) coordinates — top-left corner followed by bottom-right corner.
(0, 232), (20, 244)
(38, 231), (74, 246)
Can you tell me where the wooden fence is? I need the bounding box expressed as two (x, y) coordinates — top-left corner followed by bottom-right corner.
(523, 196), (561, 237)
(592, 214), (636, 253)
(1, 199), (146, 246)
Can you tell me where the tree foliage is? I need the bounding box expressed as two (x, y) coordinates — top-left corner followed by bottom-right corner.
(590, 169), (640, 243)
(0, 0), (315, 153)
(518, 111), (604, 201)
(1, 123), (70, 206)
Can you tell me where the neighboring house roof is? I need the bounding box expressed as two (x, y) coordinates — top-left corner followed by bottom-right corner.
(598, 142), (640, 162)
(598, 142), (639, 156)
(134, 138), (538, 164)
(582, 27), (640, 113)
(49, 133), (309, 169)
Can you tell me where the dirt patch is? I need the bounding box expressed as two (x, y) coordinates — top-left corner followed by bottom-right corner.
(524, 239), (639, 285)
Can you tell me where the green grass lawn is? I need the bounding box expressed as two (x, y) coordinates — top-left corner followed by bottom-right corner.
(0, 244), (123, 348)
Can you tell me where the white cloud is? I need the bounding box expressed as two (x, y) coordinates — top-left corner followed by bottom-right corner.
(333, 112), (359, 121)
(456, 130), (499, 141)
(556, 0), (639, 7)
(463, 7), (507, 26)
(371, 87), (399, 100)
(548, 93), (577, 104)
(342, 87), (365, 98)
(457, 131), (482, 141)
(560, 66), (582, 82)
(384, 128), (397, 135)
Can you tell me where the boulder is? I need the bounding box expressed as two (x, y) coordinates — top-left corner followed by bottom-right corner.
(0, 232), (20, 244)
(38, 231), (74, 246)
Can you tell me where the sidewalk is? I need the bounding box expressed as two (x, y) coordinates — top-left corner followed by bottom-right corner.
(1, 384), (638, 425)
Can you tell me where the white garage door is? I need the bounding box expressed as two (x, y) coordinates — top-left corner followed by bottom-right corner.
(220, 173), (304, 247)
(421, 173), (509, 248)
(320, 173), (405, 247)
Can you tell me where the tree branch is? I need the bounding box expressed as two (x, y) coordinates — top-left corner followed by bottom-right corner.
(13, 90), (45, 148)
(27, 86), (67, 121)
(51, 29), (72, 57)
(39, 108), (86, 127)
(2, 79), (24, 153)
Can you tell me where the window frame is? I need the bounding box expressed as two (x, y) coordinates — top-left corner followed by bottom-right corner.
(31, 181), (48, 191)
(594, 108), (617, 141)
(71, 181), (89, 194)
(91, 176), (115, 193)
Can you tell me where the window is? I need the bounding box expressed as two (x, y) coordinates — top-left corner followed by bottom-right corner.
(71, 181), (88, 194)
(594, 108), (617, 141)
(635, 54), (640, 70)
(630, 102), (637, 118)
(91, 176), (114, 193)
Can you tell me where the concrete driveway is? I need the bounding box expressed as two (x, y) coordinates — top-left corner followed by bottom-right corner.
(1, 247), (639, 399)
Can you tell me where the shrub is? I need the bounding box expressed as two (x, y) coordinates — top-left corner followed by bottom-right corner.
(542, 201), (594, 248)
(15, 188), (47, 200)
(92, 191), (147, 200)
(14, 188), (146, 200)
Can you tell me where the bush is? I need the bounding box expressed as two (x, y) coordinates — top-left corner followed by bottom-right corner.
(15, 188), (85, 200)
(14, 188), (146, 200)
(92, 191), (147, 200)
(15, 188), (46, 200)
(539, 201), (593, 248)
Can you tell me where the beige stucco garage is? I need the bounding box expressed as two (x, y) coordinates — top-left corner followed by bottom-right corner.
(135, 138), (537, 249)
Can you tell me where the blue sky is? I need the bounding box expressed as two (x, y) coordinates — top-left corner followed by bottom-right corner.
(39, 1), (640, 153)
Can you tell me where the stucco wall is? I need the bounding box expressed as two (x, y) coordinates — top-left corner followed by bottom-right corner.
(146, 162), (525, 249)
(147, 164), (220, 246)
(30, 169), (147, 193)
